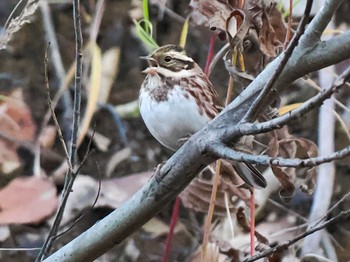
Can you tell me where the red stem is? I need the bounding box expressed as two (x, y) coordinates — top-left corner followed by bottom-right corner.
(162, 197), (181, 262)
(250, 188), (255, 256)
(204, 34), (217, 76)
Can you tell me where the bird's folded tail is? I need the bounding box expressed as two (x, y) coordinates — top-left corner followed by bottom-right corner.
(212, 160), (267, 189)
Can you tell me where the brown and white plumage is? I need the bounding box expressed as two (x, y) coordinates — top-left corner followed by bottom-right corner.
(139, 44), (266, 188)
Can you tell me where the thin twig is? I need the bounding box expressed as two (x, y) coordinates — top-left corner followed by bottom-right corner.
(68, 0), (83, 168)
(209, 142), (350, 168)
(243, 0), (313, 122)
(243, 209), (350, 262)
(43, 44), (72, 172)
(36, 0), (83, 260)
(257, 191), (350, 258)
(312, 191), (350, 228)
(35, 44), (73, 262)
(201, 160), (221, 260)
(39, 0), (73, 143)
(51, 159), (101, 242)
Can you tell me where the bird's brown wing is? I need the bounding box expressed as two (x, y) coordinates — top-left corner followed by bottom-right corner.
(186, 72), (223, 119)
(218, 160), (267, 189)
(187, 69), (266, 189)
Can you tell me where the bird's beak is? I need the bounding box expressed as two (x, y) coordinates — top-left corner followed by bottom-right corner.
(139, 55), (150, 61)
(140, 56), (158, 67)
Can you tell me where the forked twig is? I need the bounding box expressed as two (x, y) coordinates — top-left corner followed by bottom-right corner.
(245, 210), (350, 262)
(42, 44), (72, 172)
(36, 0), (83, 259)
(243, 196), (350, 262)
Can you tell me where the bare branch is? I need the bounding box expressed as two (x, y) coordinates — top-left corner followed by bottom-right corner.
(301, 0), (344, 45)
(36, 0), (83, 260)
(208, 143), (350, 168)
(68, 0), (83, 167)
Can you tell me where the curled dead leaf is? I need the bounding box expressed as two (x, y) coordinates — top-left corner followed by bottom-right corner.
(189, 1), (287, 58)
(271, 165), (296, 201)
(267, 126), (318, 199)
(226, 9), (250, 50)
(268, 128), (297, 201)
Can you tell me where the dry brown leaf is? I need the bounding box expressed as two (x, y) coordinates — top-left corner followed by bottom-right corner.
(236, 207), (250, 232)
(189, 0), (232, 29)
(259, 9), (278, 57)
(300, 167), (317, 195)
(96, 171), (153, 209)
(226, 9), (250, 50)
(52, 172), (153, 226)
(258, 5), (286, 57)
(58, 175), (99, 226)
(0, 89), (36, 175)
(267, 126), (319, 200)
(294, 138), (318, 194)
(180, 166), (250, 216)
(189, 1), (287, 57)
(294, 137), (318, 159)
(270, 165), (296, 201)
(268, 127), (297, 201)
(0, 89), (36, 142)
(0, 177), (57, 224)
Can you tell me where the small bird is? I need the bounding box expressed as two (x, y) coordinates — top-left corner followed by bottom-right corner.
(139, 44), (267, 188)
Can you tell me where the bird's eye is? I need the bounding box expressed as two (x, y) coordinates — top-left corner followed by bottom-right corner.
(164, 56), (172, 62)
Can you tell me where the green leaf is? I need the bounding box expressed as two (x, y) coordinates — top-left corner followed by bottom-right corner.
(142, 0), (150, 33)
(133, 19), (159, 50)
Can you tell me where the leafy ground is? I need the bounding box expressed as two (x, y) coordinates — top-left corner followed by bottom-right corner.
(0, 0), (350, 261)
